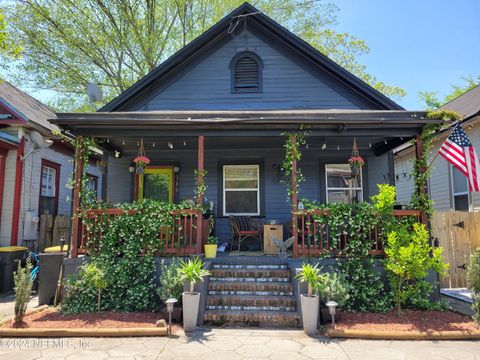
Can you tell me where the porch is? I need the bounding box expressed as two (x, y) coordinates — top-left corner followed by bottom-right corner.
(52, 109), (438, 258)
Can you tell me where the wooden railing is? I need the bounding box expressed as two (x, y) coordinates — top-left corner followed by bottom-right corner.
(78, 208), (205, 256)
(293, 209), (422, 257)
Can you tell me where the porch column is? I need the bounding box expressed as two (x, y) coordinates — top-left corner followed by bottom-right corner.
(291, 136), (298, 258)
(196, 135), (204, 255)
(70, 136), (84, 258)
(414, 135), (427, 225)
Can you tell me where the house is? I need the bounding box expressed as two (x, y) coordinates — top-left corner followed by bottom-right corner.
(53, 2), (436, 258)
(0, 81), (103, 249)
(394, 85), (480, 211)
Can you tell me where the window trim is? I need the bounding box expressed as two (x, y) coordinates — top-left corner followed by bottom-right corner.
(325, 163), (363, 203)
(450, 164), (471, 211)
(230, 51), (263, 93)
(39, 159), (61, 216)
(222, 164), (261, 216)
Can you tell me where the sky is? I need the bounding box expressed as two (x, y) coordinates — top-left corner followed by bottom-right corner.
(332, 0), (480, 109)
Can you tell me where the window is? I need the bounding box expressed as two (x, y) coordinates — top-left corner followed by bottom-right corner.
(223, 165), (260, 216)
(325, 164), (363, 203)
(39, 160), (60, 215)
(86, 174), (98, 197)
(451, 165), (470, 211)
(230, 52), (263, 93)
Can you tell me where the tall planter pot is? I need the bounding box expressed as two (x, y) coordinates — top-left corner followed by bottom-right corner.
(182, 292), (200, 332)
(300, 294), (319, 335)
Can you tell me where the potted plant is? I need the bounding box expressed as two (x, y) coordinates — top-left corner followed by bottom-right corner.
(348, 155), (364, 177)
(295, 262), (321, 335)
(178, 257), (210, 332)
(317, 272), (349, 324)
(157, 258), (183, 322)
(205, 236), (218, 258)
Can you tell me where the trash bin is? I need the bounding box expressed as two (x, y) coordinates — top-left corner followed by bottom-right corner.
(0, 246), (28, 293)
(38, 252), (67, 305)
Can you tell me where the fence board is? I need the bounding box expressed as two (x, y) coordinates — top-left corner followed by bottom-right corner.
(432, 211), (480, 288)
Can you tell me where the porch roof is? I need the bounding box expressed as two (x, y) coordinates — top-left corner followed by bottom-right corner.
(52, 109), (441, 155)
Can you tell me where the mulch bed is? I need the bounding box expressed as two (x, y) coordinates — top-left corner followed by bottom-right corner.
(337, 310), (478, 332)
(2, 308), (178, 330)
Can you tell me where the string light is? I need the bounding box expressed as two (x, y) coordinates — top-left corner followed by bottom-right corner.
(384, 139), (388, 145)
(152, 142), (155, 147)
(122, 140), (125, 145)
(369, 143), (372, 148)
(168, 141), (173, 150)
(321, 143), (327, 150)
(137, 141), (140, 146)
(183, 141), (187, 146)
(107, 138), (110, 143)
(337, 145), (340, 151)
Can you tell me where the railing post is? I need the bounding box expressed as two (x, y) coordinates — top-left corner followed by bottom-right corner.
(291, 136), (298, 258)
(70, 136), (84, 258)
(196, 135), (204, 255)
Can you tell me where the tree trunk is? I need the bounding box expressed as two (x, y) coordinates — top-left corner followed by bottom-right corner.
(98, 288), (101, 312)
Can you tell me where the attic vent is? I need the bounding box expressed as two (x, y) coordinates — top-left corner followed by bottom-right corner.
(230, 52), (263, 93)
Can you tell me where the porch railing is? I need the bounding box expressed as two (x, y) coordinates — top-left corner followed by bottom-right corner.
(78, 208), (204, 256)
(293, 209), (422, 257)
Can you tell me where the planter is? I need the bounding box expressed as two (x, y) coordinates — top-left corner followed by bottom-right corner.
(182, 292), (200, 332)
(300, 294), (319, 335)
(204, 244), (217, 258)
(320, 307), (342, 324)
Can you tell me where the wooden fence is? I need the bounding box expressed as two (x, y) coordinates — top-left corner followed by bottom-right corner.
(431, 211), (480, 288)
(38, 215), (71, 252)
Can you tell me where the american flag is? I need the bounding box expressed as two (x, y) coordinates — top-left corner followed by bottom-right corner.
(439, 122), (480, 192)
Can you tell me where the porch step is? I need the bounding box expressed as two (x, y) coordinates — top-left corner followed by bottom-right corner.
(204, 261), (298, 327)
(208, 281), (294, 295)
(204, 310), (299, 327)
(207, 295), (296, 308)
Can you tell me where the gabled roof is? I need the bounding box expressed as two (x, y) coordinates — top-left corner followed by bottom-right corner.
(100, 2), (403, 112)
(0, 80), (58, 133)
(440, 85), (480, 120)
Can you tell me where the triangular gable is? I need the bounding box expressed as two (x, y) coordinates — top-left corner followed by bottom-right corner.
(101, 2), (402, 112)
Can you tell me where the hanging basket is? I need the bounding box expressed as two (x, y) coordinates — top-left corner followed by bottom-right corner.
(134, 140), (150, 174)
(348, 138), (364, 178)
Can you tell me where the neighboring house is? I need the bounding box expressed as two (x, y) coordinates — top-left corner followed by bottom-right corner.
(0, 81), (103, 248)
(394, 85), (480, 211)
(53, 2), (435, 254)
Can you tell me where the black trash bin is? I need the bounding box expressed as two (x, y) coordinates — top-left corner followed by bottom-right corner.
(0, 246), (28, 293)
(38, 252), (67, 305)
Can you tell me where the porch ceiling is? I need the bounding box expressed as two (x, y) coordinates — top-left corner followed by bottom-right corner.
(51, 109), (442, 156)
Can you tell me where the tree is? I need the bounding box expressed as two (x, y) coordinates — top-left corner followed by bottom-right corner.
(5, 0), (405, 111)
(419, 75), (480, 109)
(0, 8), (21, 61)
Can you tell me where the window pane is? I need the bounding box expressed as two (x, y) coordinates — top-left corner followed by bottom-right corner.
(327, 190), (362, 204)
(41, 166), (56, 197)
(454, 194), (469, 211)
(225, 179), (258, 189)
(144, 173), (171, 202)
(452, 166), (468, 194)
(225, 166), (258, 179)
(225, 190), (258, 214)
(326, 164), (359, 189)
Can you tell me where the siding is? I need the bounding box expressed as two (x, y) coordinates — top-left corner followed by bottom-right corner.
(394, 151), (415, 204)
(106, 147), (390, 242)
(366, 152), (390, 198)
(0, 149), (17, 246)
(126, 29), (374, 111)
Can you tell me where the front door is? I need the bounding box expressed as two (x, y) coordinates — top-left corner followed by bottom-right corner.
(137, 166), (174, 202)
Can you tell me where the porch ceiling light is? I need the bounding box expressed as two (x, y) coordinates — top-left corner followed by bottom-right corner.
(174, 166), (180, 173)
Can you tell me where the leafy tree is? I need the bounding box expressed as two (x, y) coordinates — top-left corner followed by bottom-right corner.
(0, 8), (21, 61)
(5, 0), (405, 111)
(385, 223), (448, 314)
(419, 75), (480, 109)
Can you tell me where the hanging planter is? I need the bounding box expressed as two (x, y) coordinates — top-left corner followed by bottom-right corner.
(348, 138), (364, 178)
(134, 139), (150, 175)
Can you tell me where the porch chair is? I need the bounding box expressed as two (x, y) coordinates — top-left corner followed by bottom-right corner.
(229, 216), (263, 252)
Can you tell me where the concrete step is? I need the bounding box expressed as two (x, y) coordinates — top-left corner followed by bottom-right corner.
(210, 268), (291, 280)
(204, 310), (300, 327)
(208, 280), (294, 294)
(207, 294), (296, 308)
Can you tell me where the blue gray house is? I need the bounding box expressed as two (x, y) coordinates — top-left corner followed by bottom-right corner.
(54, 2), (434, 255)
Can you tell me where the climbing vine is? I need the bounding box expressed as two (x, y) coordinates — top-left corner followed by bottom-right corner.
(281, 127), (309, 201)
(411, 110), (460, 217)
(194, 169), (208, 203)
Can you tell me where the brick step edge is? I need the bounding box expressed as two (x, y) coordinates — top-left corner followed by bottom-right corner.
(208, 290), (294, 296)
(206, 305), (296, 311)
(212, 264), (288, 269)
(209, 277), (290, 283)
(207, 294), (296, 305)
(204, 310), (300, 327)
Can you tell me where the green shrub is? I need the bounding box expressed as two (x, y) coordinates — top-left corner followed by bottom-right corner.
(13, 258), (33, 323)
(466, 248), (480, 324)
(157, 258), (183, 306)
(295, 262), (321, 297)
(81, 263), (110, 312)
(385, 223), (448, 314)
(178, 257), (210, 294)
(317, 272), (349, 307)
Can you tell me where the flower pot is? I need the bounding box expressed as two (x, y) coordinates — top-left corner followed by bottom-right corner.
(350, 165), (360, 177)
(300, 294), (319, 335)
(204, 244), (217, 258)
(182, 292), (200, 332)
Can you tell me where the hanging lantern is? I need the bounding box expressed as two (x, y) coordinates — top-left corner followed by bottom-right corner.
(348, 137), (364, 178)
(133, 139), (150, 174)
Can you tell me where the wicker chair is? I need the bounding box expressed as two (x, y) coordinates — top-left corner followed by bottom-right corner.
(229, 216), (263, 252)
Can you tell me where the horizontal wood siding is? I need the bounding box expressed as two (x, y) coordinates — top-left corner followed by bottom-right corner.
(0, 149), (16, 246)
(366, 152), (390, 198)
(127, 29), (373, 111)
